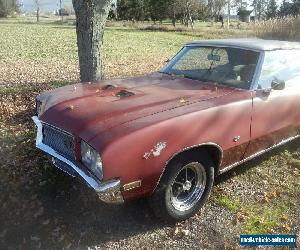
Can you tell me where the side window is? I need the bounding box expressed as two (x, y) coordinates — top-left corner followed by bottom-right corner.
(258, 50), (300, 89)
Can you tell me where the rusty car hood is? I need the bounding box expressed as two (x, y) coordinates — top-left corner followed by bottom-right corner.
(39, 73), (234, 142)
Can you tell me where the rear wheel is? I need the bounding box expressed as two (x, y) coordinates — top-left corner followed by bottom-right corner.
(150, 155), (214, 222)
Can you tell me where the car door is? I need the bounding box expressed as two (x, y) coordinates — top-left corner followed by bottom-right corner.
(245, 49), (300, 157)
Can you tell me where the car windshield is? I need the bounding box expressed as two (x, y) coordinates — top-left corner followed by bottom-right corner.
(161, 46), (260, 89)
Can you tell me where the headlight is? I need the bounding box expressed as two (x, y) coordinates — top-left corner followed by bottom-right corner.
(36, 99), (42, 116)
(80, 140), (103, 180)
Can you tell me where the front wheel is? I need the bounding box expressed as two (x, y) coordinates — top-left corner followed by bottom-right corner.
(150, 156), (214, 222)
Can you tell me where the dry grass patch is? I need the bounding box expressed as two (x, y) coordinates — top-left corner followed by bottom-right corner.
(253, 17), (300, 41)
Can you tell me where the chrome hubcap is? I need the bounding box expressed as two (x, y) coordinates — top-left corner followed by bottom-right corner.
(168, 162), (207, 212)
(182, 181), (192, 191)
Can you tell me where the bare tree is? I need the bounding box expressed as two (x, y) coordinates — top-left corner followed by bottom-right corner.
(72, 0), (113, 82)
(208, 0), (227, 21)
(34, 0), (40, 22)
(227, 0), (230, 28)
(172, 0), (205, 29)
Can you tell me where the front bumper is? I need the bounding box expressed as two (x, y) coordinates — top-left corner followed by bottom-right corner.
(32, 116), (124, 204)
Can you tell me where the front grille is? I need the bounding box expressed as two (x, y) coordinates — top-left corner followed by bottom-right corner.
(42, 124), (76, 161)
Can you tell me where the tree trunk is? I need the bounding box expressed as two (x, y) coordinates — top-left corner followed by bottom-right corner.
(172, 1), (176, 27)
(189, 15), (194, 29)
(72, 0), (113, 82)
(227, 0), (230, 28)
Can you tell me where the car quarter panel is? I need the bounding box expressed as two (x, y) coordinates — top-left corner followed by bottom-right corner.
(92, 90), (253, 201)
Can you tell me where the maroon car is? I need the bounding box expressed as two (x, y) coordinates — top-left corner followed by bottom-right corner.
(33, 39), (300, 221)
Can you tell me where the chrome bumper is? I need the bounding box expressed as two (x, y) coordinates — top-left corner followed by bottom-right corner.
(32, 116), (124, 204)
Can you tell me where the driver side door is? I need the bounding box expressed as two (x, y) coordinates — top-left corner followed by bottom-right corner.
(245, 49), (300, 157)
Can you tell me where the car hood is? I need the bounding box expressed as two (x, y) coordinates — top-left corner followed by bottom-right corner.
(39, 73), (234, 142)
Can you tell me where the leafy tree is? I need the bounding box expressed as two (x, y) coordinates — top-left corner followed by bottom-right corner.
(278, 0), (293, 17)
(278, 0), (299, 17)
(291, 0), (300, 16)
(251, 0), (268, 20)
(147, 0), (169, 23)
(266, 0), (277, 19)
(117, 0), (130, 20)
(0, 0), (19, 17)
(117, 0), (146, 21)
(116, 0), (207, 28)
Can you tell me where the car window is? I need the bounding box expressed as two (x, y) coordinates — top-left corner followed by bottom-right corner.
(258, 50), (300, 89)
(161, 46), (260, 90)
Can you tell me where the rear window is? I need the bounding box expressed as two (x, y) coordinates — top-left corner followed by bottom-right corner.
(258, 49), (300, 89)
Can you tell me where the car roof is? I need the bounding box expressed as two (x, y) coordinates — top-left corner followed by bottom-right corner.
(186, 38), (300, 51)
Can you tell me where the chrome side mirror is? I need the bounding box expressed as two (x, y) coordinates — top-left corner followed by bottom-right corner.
(271, 79), (285, 90)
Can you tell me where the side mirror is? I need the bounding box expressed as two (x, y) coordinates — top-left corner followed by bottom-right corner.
(271, 79), (285, 90)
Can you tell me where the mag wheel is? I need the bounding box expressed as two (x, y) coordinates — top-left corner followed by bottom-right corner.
(150, 155), (214, 222)
(167, 162), (207, 212)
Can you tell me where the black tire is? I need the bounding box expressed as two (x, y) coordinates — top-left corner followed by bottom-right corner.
(149, 153), (214, 222)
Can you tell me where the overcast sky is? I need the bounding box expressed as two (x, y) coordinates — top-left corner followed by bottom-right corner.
(20, 0), (73, 12)
(20, 0), (118, 12)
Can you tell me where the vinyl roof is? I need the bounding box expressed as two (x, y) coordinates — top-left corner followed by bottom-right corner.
(186, 38), (300, 51)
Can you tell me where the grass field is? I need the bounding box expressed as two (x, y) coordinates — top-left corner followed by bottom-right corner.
(0, 18), (299, 249)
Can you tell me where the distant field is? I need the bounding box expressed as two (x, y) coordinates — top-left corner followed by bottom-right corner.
(0, 19), (195, 88)
(0, 18), (250, 89)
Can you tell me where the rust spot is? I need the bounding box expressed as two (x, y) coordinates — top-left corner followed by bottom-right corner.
(102, 84), (116, 90)
(115, 90), (134, 98)
(179, 98), (187, 104)
(143, 142), (167, 159)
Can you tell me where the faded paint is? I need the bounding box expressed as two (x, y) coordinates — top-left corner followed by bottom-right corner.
(36, 71), (300, 201)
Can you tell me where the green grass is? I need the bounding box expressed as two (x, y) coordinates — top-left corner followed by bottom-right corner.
(214, 193), (293, 234)
(243, 201), (290, 234)
(213, 146), (300, 235)
(214, 194), (241, 212)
